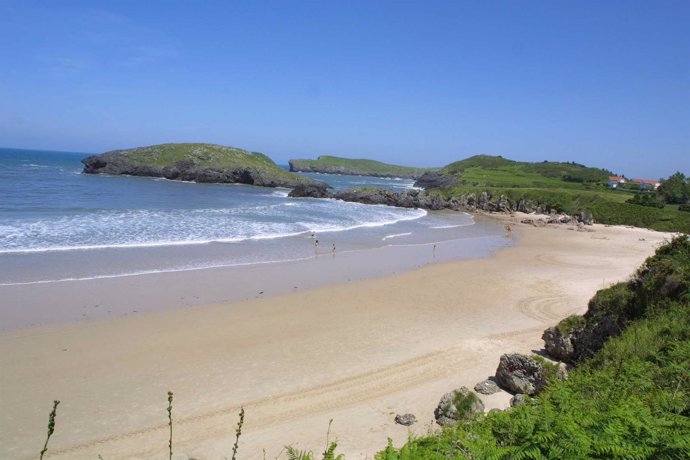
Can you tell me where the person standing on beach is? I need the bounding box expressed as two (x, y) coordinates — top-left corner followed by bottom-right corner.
(332, 242), (336, 254)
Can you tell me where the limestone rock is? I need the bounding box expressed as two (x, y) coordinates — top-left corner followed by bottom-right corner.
(288, 182), (331, 198)
(495, 353), (544, 395)
(542, 326), (577, 362)
(434, 387), (484, 426)
(474, 379), (500, 395)
(394, 413), (417, 426)
(413, 171), (458, 189)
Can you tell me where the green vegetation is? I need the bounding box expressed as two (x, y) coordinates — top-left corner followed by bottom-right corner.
(659, 172), (690, 205)
(84, 143), (314, 187)
(117, 143), (277, 170)
(442, 155), (611, 187)
(120, 143), (310, 185)
(590, 201), (690, 232)
(555, 315), (585, 334)
(450, 391), (481, 421)
(626, 193), (665, 208)
(426, 155), (689, 232)
(289, 155), (434, 178)
(39, 400), (59, 460)
(167, 391), (173, 460)
(376, 235), (690, 459)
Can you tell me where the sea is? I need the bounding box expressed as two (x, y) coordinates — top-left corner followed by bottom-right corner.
(0, 147), (511, 286)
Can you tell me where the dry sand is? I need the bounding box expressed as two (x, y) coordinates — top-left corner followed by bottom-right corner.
(0, 216), (673, 459)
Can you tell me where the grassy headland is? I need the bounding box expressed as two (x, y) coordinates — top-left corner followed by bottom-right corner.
(82, 143), (314, 188)
(424, 155), (689, 232)
(289, 155), (435, 179)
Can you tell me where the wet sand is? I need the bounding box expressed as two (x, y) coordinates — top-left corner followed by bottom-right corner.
(0, 216), (673, 459)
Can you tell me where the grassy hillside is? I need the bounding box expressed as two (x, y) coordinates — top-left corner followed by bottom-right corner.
(289, 155), (434, 178)
(443, 155), (611, 188)
(377, 235), (690, 459)
(431, 155), (689, 232)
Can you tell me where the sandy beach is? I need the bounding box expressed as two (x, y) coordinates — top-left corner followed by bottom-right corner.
(0, 215), (673, 460)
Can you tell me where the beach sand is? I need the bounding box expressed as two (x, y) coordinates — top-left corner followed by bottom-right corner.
(0, 216), (673, 459)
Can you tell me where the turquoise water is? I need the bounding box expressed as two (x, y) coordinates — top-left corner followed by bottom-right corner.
(0, 147), (508, 284)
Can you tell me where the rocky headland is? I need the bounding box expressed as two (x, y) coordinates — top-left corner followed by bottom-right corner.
(82, 143), (318, 188)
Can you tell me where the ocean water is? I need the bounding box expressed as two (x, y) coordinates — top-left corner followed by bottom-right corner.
(0, 148), (509, 285)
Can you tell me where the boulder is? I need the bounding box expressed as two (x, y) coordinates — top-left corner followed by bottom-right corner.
(394, 413), (417, 426)
(474, 379), (500, 395)
(541, 326), (577, 362)
(288, 182), (331, 198)
(434, 387), (484, 426)
(495, 353), (544, 395)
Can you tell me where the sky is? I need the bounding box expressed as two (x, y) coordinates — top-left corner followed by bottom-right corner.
(1, 0), (688, 179)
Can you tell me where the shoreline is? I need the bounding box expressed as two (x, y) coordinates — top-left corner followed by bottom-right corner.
(0, 216), (674, 459)
(0, 212), (507, 332)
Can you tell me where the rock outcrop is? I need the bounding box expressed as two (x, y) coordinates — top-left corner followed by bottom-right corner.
(434, 387), (484, 426)
(413, 171), (459, 189)
(495, 354), (544, 395)
(288, 182), (331, 198)
(474, 379), (501, 395)
(542, 326), (578, 362)
(82, 143), (316, 189)
(289, 187), (451, 210)
(394, 413), (417, 426)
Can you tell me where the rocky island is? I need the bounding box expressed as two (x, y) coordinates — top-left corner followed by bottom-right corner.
(289, 155), (434, 179)
(82, 143), (316, 188)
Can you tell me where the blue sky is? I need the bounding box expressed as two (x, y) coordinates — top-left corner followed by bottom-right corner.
(1, 0), (688, 178)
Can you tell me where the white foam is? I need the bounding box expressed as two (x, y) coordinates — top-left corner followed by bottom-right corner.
(382, 232), (412, 240)
(0, 253), (316, 286)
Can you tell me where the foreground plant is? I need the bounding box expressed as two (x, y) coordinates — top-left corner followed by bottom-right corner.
(231, 406), (245, 460)
(285, 419), (344, 460)
(39, 400), (60, 460)
(167, 391), (173, 460)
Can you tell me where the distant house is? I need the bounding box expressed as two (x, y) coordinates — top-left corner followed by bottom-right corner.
(631, 178), (661, 190)
(608, 176), (627, 188)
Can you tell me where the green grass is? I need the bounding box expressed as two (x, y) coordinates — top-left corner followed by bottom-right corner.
(443, 155), (611, 186)
(422, 155), (688, 232)
(289, 155), (435, 178)
(437, 185), (690, 232)
(115, 143), (275, 169)
(556, 315), (585, 334)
